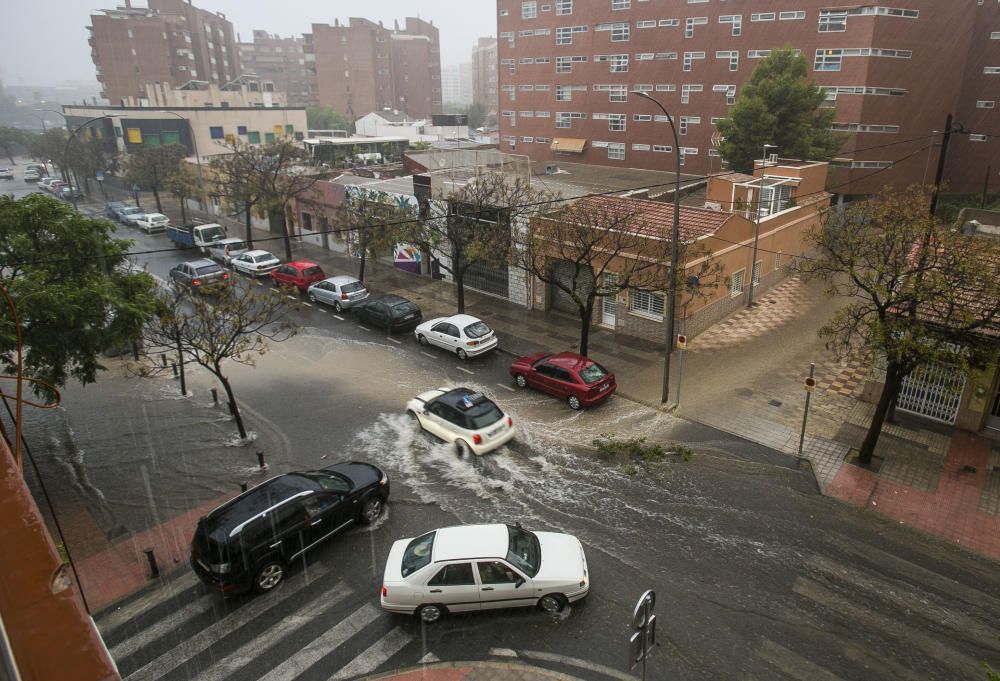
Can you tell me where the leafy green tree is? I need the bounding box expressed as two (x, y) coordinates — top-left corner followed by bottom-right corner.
(125, 144), (188, 213)
(717, 48), (842, 172)
(165, 164), (202, 225)
(0, 127), (29, 165)
(67, 136), (114, 195)
(143, 282), (300, 439)
(342, 188), (414, 283)
(27, 129), (67, 176)
(798, 187), (1000, 465)
(0, 194), (158, 391)
(306, 105), (354, 134)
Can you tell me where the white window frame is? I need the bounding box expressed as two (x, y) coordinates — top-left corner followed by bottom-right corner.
(630, 290), (664, 319)
(730, 269), (745, 297)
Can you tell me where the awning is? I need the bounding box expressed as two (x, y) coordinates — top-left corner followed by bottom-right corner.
(551, 137), (587, 153)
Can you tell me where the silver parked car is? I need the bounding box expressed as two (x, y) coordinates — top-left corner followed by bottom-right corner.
(306, 275), (369, 312)
(230, 250), (281, 277)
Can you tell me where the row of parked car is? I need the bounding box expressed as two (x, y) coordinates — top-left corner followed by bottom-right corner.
(105, 200), (171, 233)
(38, 176), (83, 200)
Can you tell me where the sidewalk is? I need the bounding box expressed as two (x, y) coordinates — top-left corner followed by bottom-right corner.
(362, 661), (585, 681)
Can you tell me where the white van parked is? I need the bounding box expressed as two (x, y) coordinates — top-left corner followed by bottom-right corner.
(135, 213), (170, 233)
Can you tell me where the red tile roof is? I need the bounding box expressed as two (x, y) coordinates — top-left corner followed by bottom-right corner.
(567, 194), (734, 242)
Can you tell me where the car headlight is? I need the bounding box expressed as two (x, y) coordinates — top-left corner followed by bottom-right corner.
(210, 562), (231, 574)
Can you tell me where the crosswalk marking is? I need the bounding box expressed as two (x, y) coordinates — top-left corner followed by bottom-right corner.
(123, 566), (338, 681)
(110, 591), (217, 660)
(257, 602), (380, 681)
(193, 580), (352, 681)
(496, 384), (516, 392)
(334, 314), (345, 320)
(359, 325), (371, 331)
(329, 626), (412, 680)
(755, 640), (844, 681)
(456, 367), (474, 375)
(98, 571), (200, 633)
(388, 337), (402, 344)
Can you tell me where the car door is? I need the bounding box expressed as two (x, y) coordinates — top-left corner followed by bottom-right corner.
(256, 499), (309, 565)
(300, 492), (351, 551)
(362, 301), (388, 327)
(314, 281), (336, 305)
(170, 264), (191, 286)
(423, 562), (481, 613)
(430, 322), (459, 351)
(532, 362), (558, 393)
(476, 560), (535, 610)
(420, 401), (452, 442)
(232, 254), (250, 274)
(550, 366), (577, 400)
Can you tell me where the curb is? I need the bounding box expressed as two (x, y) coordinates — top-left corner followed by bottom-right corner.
(361, 660), (585, 681)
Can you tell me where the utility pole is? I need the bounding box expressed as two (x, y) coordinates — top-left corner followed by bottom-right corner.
(982, 165), (992, 209)
(928, 113), (952, 217)
(746, 144), (776, 308)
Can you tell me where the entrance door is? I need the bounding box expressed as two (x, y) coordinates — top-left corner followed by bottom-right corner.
(600, 274), (617, 328)
(896, 361), (967, 425)
(987, 382), (1000, 431)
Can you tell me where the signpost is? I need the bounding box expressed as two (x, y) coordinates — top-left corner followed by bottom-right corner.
(628, 589), (656, 680)
(798, 363), (816, 455)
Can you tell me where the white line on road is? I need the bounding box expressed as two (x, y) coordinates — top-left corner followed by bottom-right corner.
(334, 314), (345, 321)
(456, 366), (474, 375)
(420, 352), (436, 359)
(388, 337), (401, 344)
(97, 572), (200, 633)
(286, 295), (298, 301)
(193, 580), (351, 681)
(124, 565), (336, 681)
(489, 648), (518, 657)
(258, 603), (380, 681)
(521, 650), (638, 681)
(496, 383), (516, 392)
(110, 592), (216, 660)
(303, 302), (313, 308)
(330, 627), (412, 681)
(419, 653), (440, 663)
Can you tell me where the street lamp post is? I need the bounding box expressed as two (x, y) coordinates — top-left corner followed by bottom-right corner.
(64, 114), (120, 212)
(745, 144), (777, 308)
(162, 111), (205, 212)
(634, 90), (683, 405)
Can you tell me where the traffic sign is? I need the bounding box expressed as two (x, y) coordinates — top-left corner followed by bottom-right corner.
(804, 377), (817, 392)
(677, 334), (687, 349)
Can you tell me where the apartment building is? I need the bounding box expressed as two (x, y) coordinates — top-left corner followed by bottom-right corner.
(89, 0), (239, 105)
(442, 63), (474, 106)
(238, 31), (310, 106)
(497, 0), (1000, 194)
(472, 37), (499, 117)
(304, 18), (442, 120)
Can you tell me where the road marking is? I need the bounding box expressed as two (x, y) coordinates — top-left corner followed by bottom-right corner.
(496, 383), (516, 392)
(755, 640), (844, 681)
(110, 592), (216, 659)
(359, 325), (371, 332)
(419, 653), (440, 663)
(456, 366), (474, 375)
(258, 603), (380, 681)
(303, 302), (313, 308)
(388, 337), (402, 344)
(97, 571), (200, 634)
(334, 314), (345, 321)
(329, 626), (412, 680)
(521, 650), (638, 681)
(420, 352), (436, 359)
(490, 648), (518, 658)
(125, 569), (340, 681)
(286, 295), (298, 301)
(192, 580), (351, 681)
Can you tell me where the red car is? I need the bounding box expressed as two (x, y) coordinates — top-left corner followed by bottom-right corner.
(509, 351), (616, 410)
(271, 260), (326, 292)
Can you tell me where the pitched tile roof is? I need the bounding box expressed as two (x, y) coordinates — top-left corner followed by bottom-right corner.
(568, 194), (734, 242)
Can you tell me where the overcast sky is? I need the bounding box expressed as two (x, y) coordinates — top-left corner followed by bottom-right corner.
(0, 0), (496, 87)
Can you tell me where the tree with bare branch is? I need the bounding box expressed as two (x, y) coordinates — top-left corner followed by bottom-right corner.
(142, 283), (300, 440)
(514, 195), (721, 356)
(798, 186), (1000, 465)
(341, 187), (415, 283)
(165, 164), (201, 226)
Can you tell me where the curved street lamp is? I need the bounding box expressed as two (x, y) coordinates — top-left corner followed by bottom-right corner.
(160, 110), (206, 211)
(64, 114), (121, 211)
(633, 90), (682, 405)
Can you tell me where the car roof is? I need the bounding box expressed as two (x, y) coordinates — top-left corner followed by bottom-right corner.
(433, 524), (508, 562)
(545, 352), (594, 370)
(217, 237), (244, 243)
(325, 275), (362, 285)
(143, 213), (167, 219)
(245, 249), (275, 257)
(287, 260), (319, 268)
(442, 314), (484, 327)
(431, 387), (499, 411)
(185, 258), (216, 267)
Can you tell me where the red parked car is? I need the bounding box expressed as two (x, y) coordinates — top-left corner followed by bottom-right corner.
(271, 260), (326, 292)
(509, 351), (616, 410)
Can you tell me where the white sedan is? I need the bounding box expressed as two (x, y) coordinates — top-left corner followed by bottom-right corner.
(380, 523), (590, 623)
(406, 387), (514, 456)
(230, 250), (281, 277)
(414, 314), (498, 360)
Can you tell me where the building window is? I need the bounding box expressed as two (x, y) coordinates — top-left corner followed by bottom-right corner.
(632, 143), (650, 151)
(556, 25), (586, 44)
(209, 126), (224, 139)
(751, 12), (775, 21)
(612, 0), (630, 9)
(680, 84), (703, 104)
(247, 131), (261, 144)
(985, 67), (1000, 74)
(653, 145), (672, 153)
(730, 269), (745, 297)
(659, 19), (680, 27)
(609, 114), (626, 131)
(818, 11), (847, 32)
(716, 50), (739, 71)
(633, 114), (652, 121)
(976, 100), (995, 109)
(814, 50), (842, 71)
(637, 20), (656, 28)
(779, 11), (806, 20)
(522, 1), (537, 19)
(608, 142), (625, 160)
(685, 16), (708, 38)
(775, 252), (783, 270)
(970, 134), (987, 142)
(719, 15), (742, 36)
(556, 55), (586, 73)
(556, 0), (572, 15)
(630, 290), (664, 318)
(683, 52), (705, 72)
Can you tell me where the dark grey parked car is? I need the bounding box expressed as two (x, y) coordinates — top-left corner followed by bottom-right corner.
(116, 206), (144, 225)
(169, 258), (230, 291)
(105, 201), (128, 220)
(353, 294), (423, 333)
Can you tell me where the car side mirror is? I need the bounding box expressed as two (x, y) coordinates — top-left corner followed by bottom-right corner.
(515, 577), (525, 588)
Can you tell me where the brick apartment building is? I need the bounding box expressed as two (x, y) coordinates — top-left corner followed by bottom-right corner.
(304, 18), (442, 119)
(238, 31), (310, 107)
(89, 0), (239, 105)
(497, 1), (1000, 195)
(472, 37), (500, 117)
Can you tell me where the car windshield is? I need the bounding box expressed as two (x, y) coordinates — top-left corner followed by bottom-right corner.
(196, 264), (223, 275)
(303, 266), (323, 277)
(467, 402), (503, 429)
(202, 226), (227, 242)
(391, 301), (417, 315)
(341, 281), (365, 294)
(464, 321), (491, 339)
(401, 531), (435, 577)
(228, 240), (247, 250)
(506, 525), (541, 577)
(123, 208), (142, 215)
(578, 362), (609, 385)
(253, 253), (275, 263)
(292, 471), (351, 493)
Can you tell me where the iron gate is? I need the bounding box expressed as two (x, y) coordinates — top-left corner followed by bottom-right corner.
(464, 261), (510, 299)
(896, 361), (967, 425)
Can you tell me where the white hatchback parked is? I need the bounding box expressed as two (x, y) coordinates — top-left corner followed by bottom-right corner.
(414, 313), (497, 360)
(380, 523), (590, 623)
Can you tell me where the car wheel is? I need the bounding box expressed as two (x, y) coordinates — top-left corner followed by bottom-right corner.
(538, 593), (566, 614)
(454, 439), (472, 457)
(456, 348), (468, 360)
(407, 409), (419, 422)
(360, 497), (384, 524)
(417, 334), (429, 346)
(307, 292), (317, 303)
(417, 604), (445, 623)
(334, 301), (343, 313)
(568, 395), (582, 410)
(515, 374), (527, 388)
(254, 559), (285, 593)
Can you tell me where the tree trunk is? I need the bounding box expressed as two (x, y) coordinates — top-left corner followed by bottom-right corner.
(276, 211), (293, 261)
(4, 149), (14, 165)
(244, 207), (254, 249)
(216, 372), (247, 439)
(153, 187), (162, 213)
(858, 361), (904, 465)
(358, 240), (367, 283)
(456, 269), (466, 314)
(578, 296), (595, 357)
(179, 199), (187, 226)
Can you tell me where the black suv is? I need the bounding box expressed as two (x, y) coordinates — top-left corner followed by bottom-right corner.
(191, 461), (390, 595)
